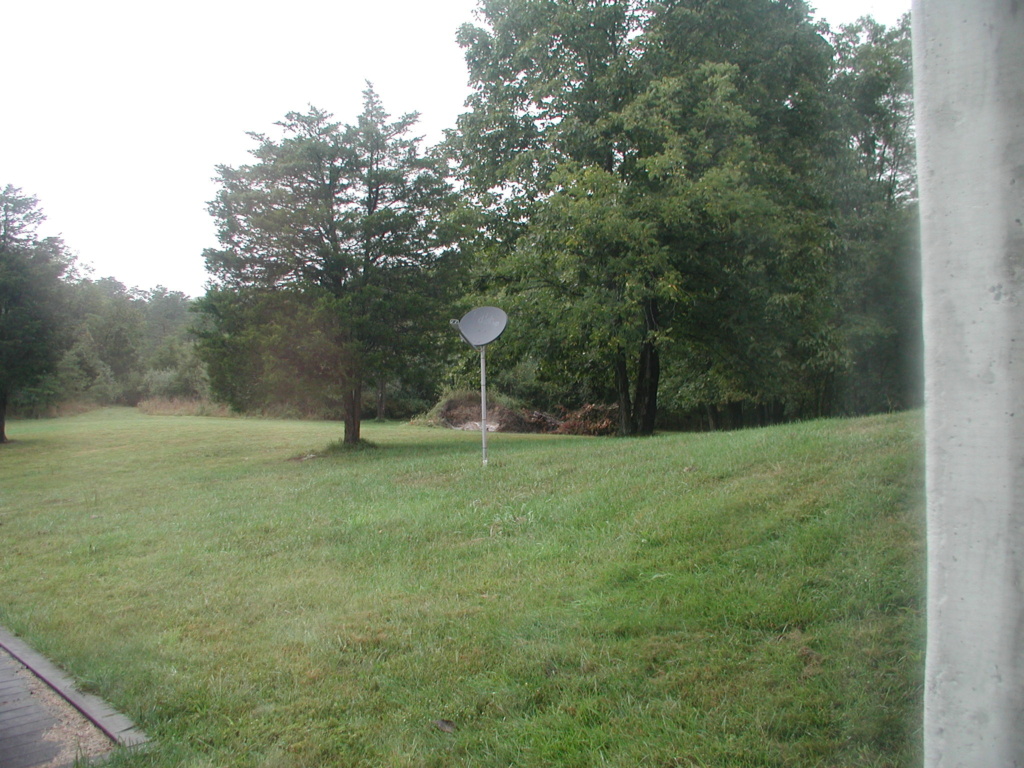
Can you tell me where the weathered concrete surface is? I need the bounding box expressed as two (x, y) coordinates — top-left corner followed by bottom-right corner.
(914, 0), (1024, 765)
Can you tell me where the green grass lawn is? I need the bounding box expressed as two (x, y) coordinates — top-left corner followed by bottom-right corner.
(0, 408), (924, 767)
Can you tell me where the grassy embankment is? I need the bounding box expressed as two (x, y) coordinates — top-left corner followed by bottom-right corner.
(0, 408), (924, 767)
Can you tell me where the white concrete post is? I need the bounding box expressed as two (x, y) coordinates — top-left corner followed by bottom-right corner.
(914, 1), (1024, 765)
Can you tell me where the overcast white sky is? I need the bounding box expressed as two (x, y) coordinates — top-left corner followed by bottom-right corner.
(3, 0), (910, 298)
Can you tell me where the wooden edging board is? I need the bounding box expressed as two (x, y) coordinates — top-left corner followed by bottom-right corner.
(0, 626), (148, 749)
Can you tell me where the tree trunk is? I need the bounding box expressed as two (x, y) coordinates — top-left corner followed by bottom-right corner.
(343, 379), (362, 444)
(0, 388), (8, 444)
(633, 339), (660, 436)
(727, 401), (743, 431)
(613, 353), (634, 436)
(915, 1), (1024, 764)
(705, 404), (717, 432)
(633, 299), (661, 436)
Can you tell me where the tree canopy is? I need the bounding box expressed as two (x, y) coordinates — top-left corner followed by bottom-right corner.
(451, 0), (853, 434)
(199, 85), (464, 442)
(0, 186), (73, 442)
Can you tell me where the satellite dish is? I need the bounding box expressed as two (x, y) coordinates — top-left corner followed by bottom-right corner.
(449, 307), (508, 466)
(452, 306), (508, 349)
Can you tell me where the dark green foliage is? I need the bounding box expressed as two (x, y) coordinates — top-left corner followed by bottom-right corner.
(830, 15), (916, 206)
(827, 14), (920, 414)
(142, 286), (203, 398)
(195, 287), (354, 418)
(0, 226), (211, 417)
(200, 86), (464, 441)
(49, 279), (205, 407)
(453, 0), (856, 434)
(0, 186), (73, 441)
(452, 2), (918, 431)
(62, 278), (146, 404)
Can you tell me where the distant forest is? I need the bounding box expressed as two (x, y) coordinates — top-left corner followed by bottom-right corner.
(1, 1), (915, 442)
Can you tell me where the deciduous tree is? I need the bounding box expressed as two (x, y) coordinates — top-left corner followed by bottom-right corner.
(0, 186), (73, 442)
(828, 13), (919, 414)
(454, 0), (839, 433)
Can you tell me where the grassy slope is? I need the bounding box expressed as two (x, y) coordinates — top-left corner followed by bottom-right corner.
(0, 409), (924, 767)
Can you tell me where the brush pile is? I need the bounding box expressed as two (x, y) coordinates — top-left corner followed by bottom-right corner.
(424, 393), (618, 436)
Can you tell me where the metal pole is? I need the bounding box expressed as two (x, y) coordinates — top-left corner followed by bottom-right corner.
(480, 346), (488, 466)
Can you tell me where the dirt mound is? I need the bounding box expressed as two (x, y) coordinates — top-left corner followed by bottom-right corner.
(432, 393), (540, 433)
(429, 394), (618, 436)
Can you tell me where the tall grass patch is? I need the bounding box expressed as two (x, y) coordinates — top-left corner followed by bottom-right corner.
(0, 409), (923, 767)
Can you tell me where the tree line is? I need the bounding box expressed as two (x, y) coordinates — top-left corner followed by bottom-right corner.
(1, 1), (915, 443)
(0, 186), (204, 441)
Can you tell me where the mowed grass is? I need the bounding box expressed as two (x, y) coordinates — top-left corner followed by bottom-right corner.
(0, 408), (924, 767)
